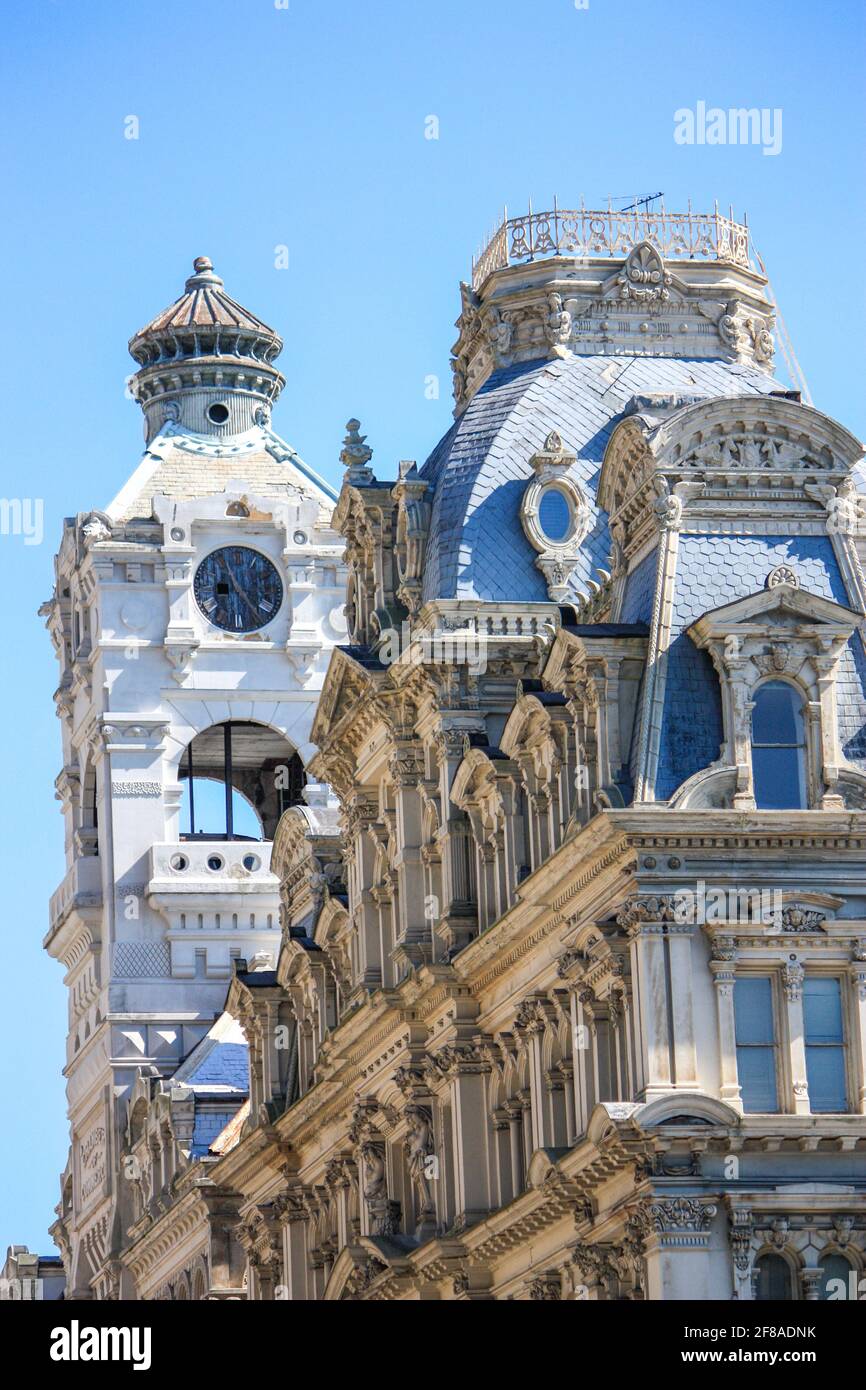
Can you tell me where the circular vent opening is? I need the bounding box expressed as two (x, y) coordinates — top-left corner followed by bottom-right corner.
(207, 402), (230, 425)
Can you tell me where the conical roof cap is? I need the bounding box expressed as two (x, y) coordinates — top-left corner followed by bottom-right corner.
(128, 257), (282, 367)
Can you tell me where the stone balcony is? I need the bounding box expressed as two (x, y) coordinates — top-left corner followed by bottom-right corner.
(47, 855), (103, 940)
(146, 841), (281, 979)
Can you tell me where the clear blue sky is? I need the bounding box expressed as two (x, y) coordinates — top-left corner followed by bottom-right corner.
(1, 0), (863, 1253)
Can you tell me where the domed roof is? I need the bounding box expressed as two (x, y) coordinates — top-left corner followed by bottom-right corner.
(419, 353), (786, 606)
(129, 257), (282, 367)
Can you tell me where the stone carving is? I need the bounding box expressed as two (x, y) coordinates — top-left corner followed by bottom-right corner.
(753, 642), (790, 674)
(404, 1106), (436, 1217)
(82, 516), (112, 545)
(485, 306), (514, 363)
(805, 478), (866, 535)
(111, 779), (162, 798)
(645, 1198), (718, 1234)
(340, 419), (374, 482)
(617, 895), (679, 930)
(519, 431), (590, 600)
(653, 485), (683, 531)
(359, 1142), (401, 1236)
(697, 298), (742, 352)
(618, 242), (672, 304)
(545, 292), (573, 353)
(79, 1125), (107, 1208)
(746, 315), (774, 364)
(679, 429), (832, 475)
(729, 1208), (754, 1274)
(528, 1272), (562, 1300)
(779, 906), (826, 933)
(782, 960), (804, 1001)
(765, 565), (799, 589)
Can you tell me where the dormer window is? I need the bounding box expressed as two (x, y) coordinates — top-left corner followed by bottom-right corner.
(683, 580), (865, 811)
(751, 681), (807, 810)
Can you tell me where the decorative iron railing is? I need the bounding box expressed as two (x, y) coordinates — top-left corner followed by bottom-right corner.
(471, 200), (751, 289)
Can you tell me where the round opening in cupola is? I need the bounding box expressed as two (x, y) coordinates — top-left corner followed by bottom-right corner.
(207, 402), (230, 425)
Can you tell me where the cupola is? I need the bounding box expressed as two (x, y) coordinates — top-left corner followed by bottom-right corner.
(128, 257), (286, 443)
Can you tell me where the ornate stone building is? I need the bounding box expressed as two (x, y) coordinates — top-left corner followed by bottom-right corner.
(46, 209), (866, 1300)
(41, 258), (347, 1300)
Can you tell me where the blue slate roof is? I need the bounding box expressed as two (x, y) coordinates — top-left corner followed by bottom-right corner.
(171, 1012), (249, 1157)
(419, 354), (784, 605)
(179, 1041), (249, 1090)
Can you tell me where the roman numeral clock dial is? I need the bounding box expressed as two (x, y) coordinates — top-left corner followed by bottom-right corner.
(193, 546), (283, 633)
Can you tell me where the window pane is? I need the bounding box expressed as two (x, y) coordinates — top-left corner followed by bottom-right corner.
(820, 1254), (852, 1300)
(752, 746), (803, 810)
(752, 681), (800, 744)
(806, 1046), (847, 1112)
(538, 489), (571, 542)
(736, 1046), (779, 1112)
(803, 978), (843, 1042)
(180, 778), (262, 840)
(734, 978), (774, 1043)
(755, 1254), (793, 1301)
(734, 979), (778, 1113)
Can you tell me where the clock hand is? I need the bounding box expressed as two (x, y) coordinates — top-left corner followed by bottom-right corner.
(223, 561), (262, 626)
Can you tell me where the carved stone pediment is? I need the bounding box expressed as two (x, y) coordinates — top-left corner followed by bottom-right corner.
(599, 395), (864, 545)
(688, 581), (862, 647)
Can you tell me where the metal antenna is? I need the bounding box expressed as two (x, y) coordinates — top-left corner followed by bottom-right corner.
(616, 191), (664, 213)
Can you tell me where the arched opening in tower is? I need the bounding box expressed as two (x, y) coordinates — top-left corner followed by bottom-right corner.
(178, 721), (305, 842)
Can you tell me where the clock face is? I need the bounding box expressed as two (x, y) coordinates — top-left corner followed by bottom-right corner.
(193, 546), (283, 633)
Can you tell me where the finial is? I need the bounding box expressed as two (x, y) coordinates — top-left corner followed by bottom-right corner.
(193, 256), (213, 273)
(340, 419), (374, 480)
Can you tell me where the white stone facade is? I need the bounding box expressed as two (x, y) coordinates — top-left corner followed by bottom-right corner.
(42, 261), (347, 1299)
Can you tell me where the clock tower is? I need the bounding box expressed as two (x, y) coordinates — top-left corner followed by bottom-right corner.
(42, 259), (346, 1299)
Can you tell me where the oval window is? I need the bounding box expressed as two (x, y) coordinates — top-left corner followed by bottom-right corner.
(538, 487), (572, 542)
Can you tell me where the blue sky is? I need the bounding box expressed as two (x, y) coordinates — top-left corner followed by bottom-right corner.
(1, 0), (863, 1253)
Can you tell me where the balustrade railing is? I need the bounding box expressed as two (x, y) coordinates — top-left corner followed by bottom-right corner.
(471, 200), (751, 288)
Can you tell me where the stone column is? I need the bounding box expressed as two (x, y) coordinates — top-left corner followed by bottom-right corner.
(390, 745), (430, 968)
(345, 794), (383, 989)
(504, 1101), (524, 1194)
(850, 950), (866, 1115)
(623, 916), (673, 1098)
(667, 925), (699, 1088)
(640, 1198), (719, 1301)
(710, 946), (742, 1108)
(200, 1188), (246, 1298)
(275, 1192), (310, 1300)
(440, 1047), (491, 1228)
(783, 959), (810, 1115)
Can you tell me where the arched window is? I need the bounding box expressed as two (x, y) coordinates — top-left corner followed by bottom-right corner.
(754, 1252), (794, 1301)
(819, 1252), (853, 1300)
(751, 681), (807, 810)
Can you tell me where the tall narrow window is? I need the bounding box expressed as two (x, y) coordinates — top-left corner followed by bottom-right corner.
(803, 977), (847, 1112)
(754, 1253), (794, 1301)
(734, 977), (779, 1113)
(751, 681), (807, 809)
